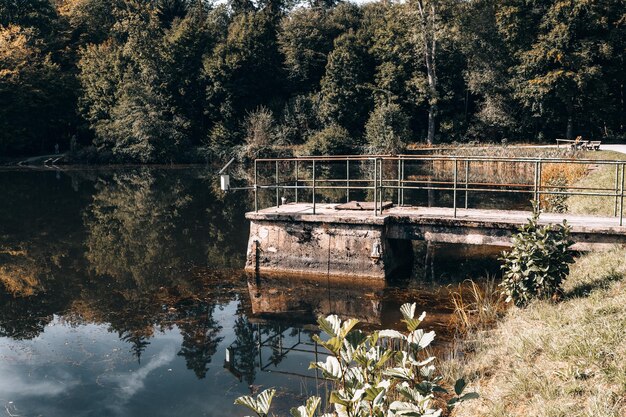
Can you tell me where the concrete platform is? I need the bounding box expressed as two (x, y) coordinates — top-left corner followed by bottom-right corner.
(245, 203), (626, 280)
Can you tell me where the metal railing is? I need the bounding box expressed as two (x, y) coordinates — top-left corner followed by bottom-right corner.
(247, 155), (626, 226)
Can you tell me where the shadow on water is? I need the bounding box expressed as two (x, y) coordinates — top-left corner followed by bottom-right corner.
(0, 166), (505, 417)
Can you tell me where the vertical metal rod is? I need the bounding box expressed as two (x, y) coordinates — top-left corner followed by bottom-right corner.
(346, 159), (350, 203)
(464, 159), (469, 209)
(397, 157), (401, 206)
(276, 160), (280, 207)
(614, 163), (619, 217)
(619, 164), (624, 226)
(295, 160), (299, 203)
(379, 158), (383, 213)
(401, 158), (405, 206)
(453, 158), (458, 218)
(533, 160), (539, 203)
(312, 160), (316, 215)
(537, 159), (543, 211)
(373, 158), (378, 216)
(254, 159), (258, 212)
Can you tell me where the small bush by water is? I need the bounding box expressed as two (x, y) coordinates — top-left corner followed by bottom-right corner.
(499, 204), (574, 306)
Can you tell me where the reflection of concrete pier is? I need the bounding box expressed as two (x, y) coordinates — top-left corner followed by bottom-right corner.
(247, 274), (385, 326)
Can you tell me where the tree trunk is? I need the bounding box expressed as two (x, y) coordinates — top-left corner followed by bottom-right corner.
(427, 104), (436, 145)
(566, 100), (574, 139)
(417, 0), (438, 146)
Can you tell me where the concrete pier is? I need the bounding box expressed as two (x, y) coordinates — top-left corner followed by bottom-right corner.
(245, 203), (626, 280)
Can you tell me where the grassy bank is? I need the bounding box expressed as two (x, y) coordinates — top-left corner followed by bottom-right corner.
(566, 151), (626, 216)
(445, 249), (626, 417)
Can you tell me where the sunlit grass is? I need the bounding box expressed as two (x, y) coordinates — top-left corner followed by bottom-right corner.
(448, 249), (626, 417)
(566, 152), (626, 216)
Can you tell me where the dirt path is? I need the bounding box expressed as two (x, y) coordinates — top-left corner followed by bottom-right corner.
(598, 144), (626, 155)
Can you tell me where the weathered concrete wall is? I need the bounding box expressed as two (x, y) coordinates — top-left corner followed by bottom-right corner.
(245, 220), (411, 280)
(245, 203), (626, 280)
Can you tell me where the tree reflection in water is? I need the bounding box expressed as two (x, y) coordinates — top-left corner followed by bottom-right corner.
(176, 301), (223, 379)
(0, 167), (250, 377)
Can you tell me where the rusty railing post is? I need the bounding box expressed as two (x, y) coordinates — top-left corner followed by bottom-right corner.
(619, 164), (624, 226)
(373, 158), (378, 216)
(453, 158), (458, 218)
(397, 157), (401, 206)
(295, 159), (299, 203)
(401, 157), (405, 206)
(379, 157), (384, 213)
(346, 159), (350, 203)
(312, 159), (316, 214)
(537, 158), (542, 211)
(254, 159), (258, 212)
(276, 160), (280, 207)
(533, 160), (539, 205)
(614, 163), (619, 217)
(465, 159), (469, 209)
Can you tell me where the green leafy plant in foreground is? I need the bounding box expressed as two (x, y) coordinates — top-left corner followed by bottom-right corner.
(499, 203), (574, 306)
(235, 303), (477, 417)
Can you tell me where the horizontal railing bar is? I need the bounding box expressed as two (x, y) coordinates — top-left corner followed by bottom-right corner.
(257, 177), (619, 193)
(259, 184), (622, 199)
(254, 154), (625, 165)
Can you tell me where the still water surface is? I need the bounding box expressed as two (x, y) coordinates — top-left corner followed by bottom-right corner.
(0, 166), (502, 416)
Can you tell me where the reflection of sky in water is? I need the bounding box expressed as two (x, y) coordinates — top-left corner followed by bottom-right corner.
(0, 302), (279, 417)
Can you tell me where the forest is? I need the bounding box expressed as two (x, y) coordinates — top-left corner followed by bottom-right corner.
(0, 0), (624, 163)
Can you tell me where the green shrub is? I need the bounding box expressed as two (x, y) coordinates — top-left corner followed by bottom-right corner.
(300, 124), (357, 156)
(235, 303), (477, 417)
(499, 203), (575, 306)
(364, 102), (411, 155)
(235, 106), (290, 161)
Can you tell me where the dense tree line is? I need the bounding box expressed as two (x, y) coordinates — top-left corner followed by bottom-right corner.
(0, 0), (624, 162)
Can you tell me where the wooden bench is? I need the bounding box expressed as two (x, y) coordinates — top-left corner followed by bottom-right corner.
(556, 139), (582, 150)
(584, 140), (601, 151)
(556, 138), (601, 151)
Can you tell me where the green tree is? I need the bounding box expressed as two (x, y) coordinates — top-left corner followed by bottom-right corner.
(0, 0), (58, 36)
(319, 30), (374, 136)
(496, 0), (625, 139)
(160, 1), (215, 146)
(0, 24), (72, 155)
(459, 0), (520, 140)
(365, 102), (412, 154)
(77, 1), (197, 162)
(204, 8), (285, 155)
(279, 6), (337, 91)
(57, 0), (117, 45)
(405, 0), (441, 145)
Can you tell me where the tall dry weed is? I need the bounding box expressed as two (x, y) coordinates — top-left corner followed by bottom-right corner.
(449, 278), (507, 334)
(540, 162), (588, 212)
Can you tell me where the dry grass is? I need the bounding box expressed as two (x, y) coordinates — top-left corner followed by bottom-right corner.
(449, 277), (507, 334)
(434, 145), (579, 159)
(448, 249), (626, 417)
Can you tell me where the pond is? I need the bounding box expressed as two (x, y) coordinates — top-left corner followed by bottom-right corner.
(0, 166), (503, 417)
